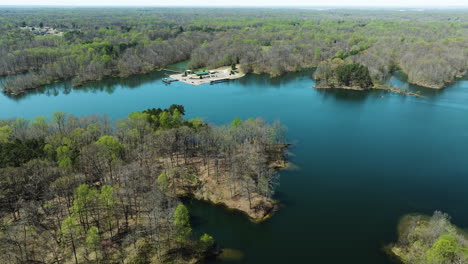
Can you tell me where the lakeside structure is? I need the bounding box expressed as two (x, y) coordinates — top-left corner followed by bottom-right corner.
(168, 64), (245, 85)
(20, 26), (63, 36)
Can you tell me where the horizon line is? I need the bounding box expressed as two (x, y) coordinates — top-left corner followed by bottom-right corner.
(1, 5), (468, 8)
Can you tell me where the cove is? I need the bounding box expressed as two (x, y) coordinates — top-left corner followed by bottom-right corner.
(1, 69), (468, 264)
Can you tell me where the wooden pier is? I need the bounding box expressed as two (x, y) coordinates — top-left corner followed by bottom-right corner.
(162, 77), (178, 84)
(210, 78), (229, 85)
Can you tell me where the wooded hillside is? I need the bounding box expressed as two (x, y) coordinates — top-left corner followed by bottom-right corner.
(0, 105), (287, 263)
(0, 8), (466, 93)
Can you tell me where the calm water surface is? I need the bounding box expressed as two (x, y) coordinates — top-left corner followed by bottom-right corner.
(1, 68), (468, 264)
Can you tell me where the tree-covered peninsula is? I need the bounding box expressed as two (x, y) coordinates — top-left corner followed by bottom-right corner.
(0, 105), (287, 263)
(0, 8), (467, 94)
(388, 211), (468, 264)
(314, 61), (374, 90)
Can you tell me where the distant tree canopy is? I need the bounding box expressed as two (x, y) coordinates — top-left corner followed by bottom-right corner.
(0, 8), (466, 93)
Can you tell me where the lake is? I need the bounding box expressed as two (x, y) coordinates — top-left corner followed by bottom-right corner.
(1, 68), (468, 264)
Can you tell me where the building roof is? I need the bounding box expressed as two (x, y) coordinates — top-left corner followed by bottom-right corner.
(195, 71), (210, 76)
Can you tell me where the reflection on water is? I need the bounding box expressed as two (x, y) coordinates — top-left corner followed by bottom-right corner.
(385, 71), (466, 99)
(314, 87), (373, 101)
(166, 60), (190, 72)
(217, 249), (245, 262)
(237, 70), (315, 89)
(5, 71), (168, 101)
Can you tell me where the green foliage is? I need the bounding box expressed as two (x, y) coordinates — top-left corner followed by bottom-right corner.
(334, 64), (373, 89)
(173, 204), (192, 243)
(60, 216), (80, 242)
(230, 117), (243, 129)
(31, 116), (49, 136)
(86, 226), (101, 252)
(172, 108), (183, 127)
(126, 111), (152, 137)
(315, 47), (321, 60)
(56, 145), (72, 169)
(168, 104), (185, 115)
(188, 117), (205, 129)
(159, 111), (171, 130)
(43, 143), (55, 161)
(140, 104), (204, 131)
(390, 212), (468, 264)
(99, 185), (117, 233)
(157, 172), (169, 190)
(100, 185), (117, 208)
(183, 173), (198, 183)
(72, 184), (99, 219)
(334, 49), (346, 59)
(199, 233), (215, 251)
(0, 138), (46, 168)
(0, 125), (12, 143)
(95, 135), (123, 160)
(316, 62), (374, 89)
(427, 234), (459, 263)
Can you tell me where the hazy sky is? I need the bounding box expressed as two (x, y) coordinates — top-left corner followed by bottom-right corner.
(1, 0), (468, 7)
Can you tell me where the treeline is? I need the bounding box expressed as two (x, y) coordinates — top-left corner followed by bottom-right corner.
(0, 105), (287, 263)
(1, 32), (211, 94)
(0, 8), (466, 92)
(186, 11), (467, 88)
(389, 211), (468, 264)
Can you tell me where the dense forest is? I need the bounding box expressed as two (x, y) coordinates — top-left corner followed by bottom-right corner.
(389, 211), (468, 264)
(0, 104), (287, 263)
(0, 8), (467, 94)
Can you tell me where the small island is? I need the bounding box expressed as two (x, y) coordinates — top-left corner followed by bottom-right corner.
(387, 211), (468, 264)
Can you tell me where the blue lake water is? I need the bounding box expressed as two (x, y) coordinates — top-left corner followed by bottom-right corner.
(1, 69), (468, 263)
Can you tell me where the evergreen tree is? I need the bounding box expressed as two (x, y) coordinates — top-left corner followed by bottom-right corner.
(173, 204), (192, 243)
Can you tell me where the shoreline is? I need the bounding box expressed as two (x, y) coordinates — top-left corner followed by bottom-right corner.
(386, 213), (468, 263)
(314, 84), (366, 91)
(314, 84), (423, 97)
(171, 143), (289, 223)
(2, 65), (465, 96)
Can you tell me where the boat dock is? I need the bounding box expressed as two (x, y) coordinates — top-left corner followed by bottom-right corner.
(169, 64), (245, 86)
(162, 77), (178, 84)
(210, 78), (229, 85)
